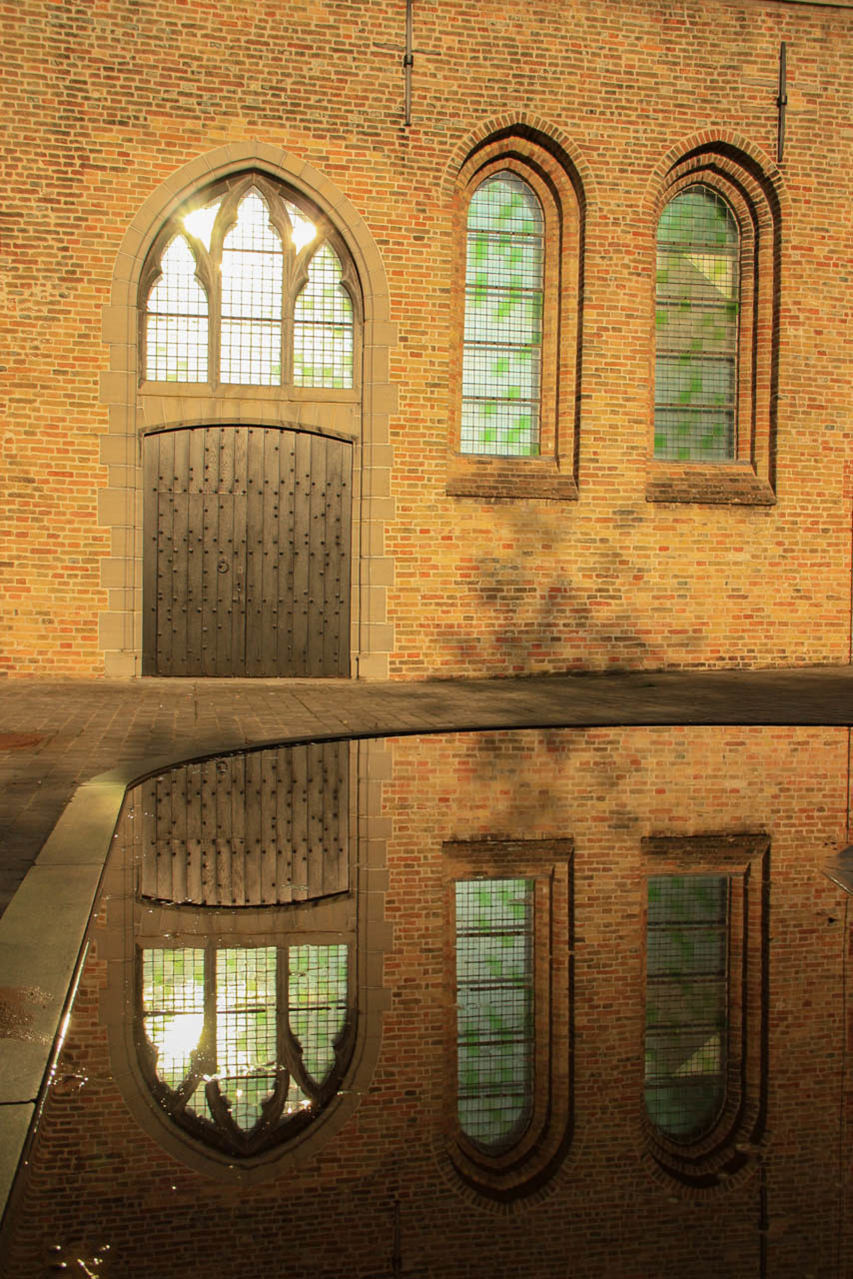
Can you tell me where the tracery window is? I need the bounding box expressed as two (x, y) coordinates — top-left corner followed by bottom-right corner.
(644, 874), (729, 1141)
(145, 236), (209, 382)
(461, 175), (544, 457)
(654, 187), (739, 462)
(141, 175), (355, 390)
(140, 941), (352, 1156)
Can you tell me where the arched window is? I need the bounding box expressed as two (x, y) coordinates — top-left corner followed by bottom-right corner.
(145, 235), (209, 382)
(646, 138), (783, 506)
(101, 146), (395, 682)
(141, 175), (355, 390)
(137, 171), (364, 679)
(140, 941), (352, 1156)
(461, 174), (544, 458)
(102, 739), (389, 1181)
(446, 124), (584, 501)
(654, 187), (739, 462)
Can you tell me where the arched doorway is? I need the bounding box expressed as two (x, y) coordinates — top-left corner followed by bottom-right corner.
(99, 144), (396, 680)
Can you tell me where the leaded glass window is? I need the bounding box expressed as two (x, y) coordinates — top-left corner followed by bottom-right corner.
(220, 193), (283, 385)
(645, 875), (729, 1141)
(655, 186), (739, 461)
(455, 878), (534, 1151)
(293, 243), (354, 388)
(142, 175), (355, 391)
(141, 942), (350, 1152)
(461, 174), (544, 457)
(145, 236), (209, 382)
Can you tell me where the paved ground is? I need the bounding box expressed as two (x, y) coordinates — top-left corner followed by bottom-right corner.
(2, 665), (853, 916)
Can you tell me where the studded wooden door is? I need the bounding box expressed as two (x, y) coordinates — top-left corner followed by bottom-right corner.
(134, 743), (349, 906)
(143, 425), (352, 676)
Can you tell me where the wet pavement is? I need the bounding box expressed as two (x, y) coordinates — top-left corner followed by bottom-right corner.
(2, 665), (853, 919)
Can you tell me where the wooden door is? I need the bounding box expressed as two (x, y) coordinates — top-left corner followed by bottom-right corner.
(143, 425), (352, 676)
(134, 743), (349, 906)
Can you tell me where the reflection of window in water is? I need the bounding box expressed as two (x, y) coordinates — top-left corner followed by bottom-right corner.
(141, 944), (349, 1138)
(645, 875), (728, 1141)
(455, 878), (534, 1151)
(124, 741), (360, 1159)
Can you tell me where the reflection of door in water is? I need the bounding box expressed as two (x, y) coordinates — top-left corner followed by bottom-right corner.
(143, 425), (351, 676)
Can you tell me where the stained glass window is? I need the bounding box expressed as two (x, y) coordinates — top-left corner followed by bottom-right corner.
(461, 174), (543, 457)
(141, 943), (349, 1139)
(455, 878), (534, 1150)
(655, 186), (739, 461)
(645, 875), (729, 1141)
(145, 236), (209, 382)
(293, 244), (354, 388)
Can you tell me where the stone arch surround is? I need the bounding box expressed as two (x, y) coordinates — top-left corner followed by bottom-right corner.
(99, 143), (397, 679)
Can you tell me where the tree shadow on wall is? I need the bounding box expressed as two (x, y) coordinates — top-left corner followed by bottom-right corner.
(435, 502), (702, 677)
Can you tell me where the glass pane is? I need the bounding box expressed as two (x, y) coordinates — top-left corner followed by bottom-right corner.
(141, 948), (205, 1093)
(288, 944), (349, 1085)
(460, 401), (538, 457)
(215, 947), (277, 1131)
(461, 173), (543, 457)
(293, 244), (354, 388)
(220, 192), (282, 384)
(146, 237), (208, 382)
(463, 345), (539, 402)
(645, 876), (728, 1142)
(658, 188), (738, 249)
(654, 186), (738, 460)
(655, 357), (735, 408)
(455, 878), (534, 1150)
(653, 408), (734, 462)
(220, 319), (281, 385)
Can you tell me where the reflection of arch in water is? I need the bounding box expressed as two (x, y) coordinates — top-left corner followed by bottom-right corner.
(104, 740), (388, 1182)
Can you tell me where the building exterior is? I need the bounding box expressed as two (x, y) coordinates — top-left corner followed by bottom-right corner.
(2, 0), (852, 681)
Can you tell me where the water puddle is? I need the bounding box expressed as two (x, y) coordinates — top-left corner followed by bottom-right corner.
(1, 726), (849, 1277)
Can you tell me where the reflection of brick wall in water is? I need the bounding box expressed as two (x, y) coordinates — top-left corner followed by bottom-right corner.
(3, 727), (850, 1277)
(3, 0), (853, 679)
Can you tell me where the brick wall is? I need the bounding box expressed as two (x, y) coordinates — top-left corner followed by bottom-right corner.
(2, 0), (852, 678)
(2, 726), (850, 1276)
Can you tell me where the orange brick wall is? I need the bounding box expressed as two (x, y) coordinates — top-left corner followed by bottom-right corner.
(2, 0), (852, 678)
(2, 727), (850, 1276)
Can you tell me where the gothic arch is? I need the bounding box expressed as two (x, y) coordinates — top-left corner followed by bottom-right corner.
(99, 143), (396, 678)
